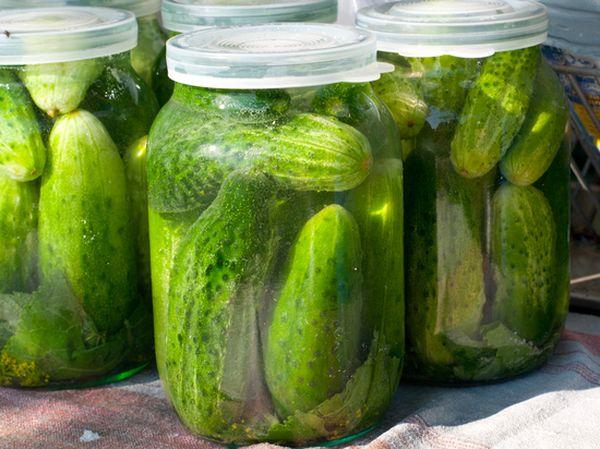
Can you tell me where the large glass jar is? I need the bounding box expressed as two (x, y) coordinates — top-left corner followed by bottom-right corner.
(154, 0), (338, 105)
(357, 0), (571, 383)
(148, 24), (403, 445)
(0, 7), (157, 388)
(0, 0), (166, 87)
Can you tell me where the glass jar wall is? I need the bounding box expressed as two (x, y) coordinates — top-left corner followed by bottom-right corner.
(154, 0), (338, 105)
(0, 7), (158, 388)
(148, 24), (404, 445)
(358, 0), (570, 383)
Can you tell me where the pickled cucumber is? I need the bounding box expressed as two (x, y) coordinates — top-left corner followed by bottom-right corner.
(20, 60), (103, 118)
(0, 71), (46, 181)
(265, 204), (363, 416)
(500, 62), (569, 186)
(492, 184), (556, 345)
(451, 48), (540, 178)
(372, 69), (428, 138)
(405, 142), (490, 378)
(0, 176), (38, 294)
(149, 208), (198, 392)
(166, 172), (280, 441)
(38, 110), (136, 334)
(346, 160), (404, 358)
(148, 96), (372, 214)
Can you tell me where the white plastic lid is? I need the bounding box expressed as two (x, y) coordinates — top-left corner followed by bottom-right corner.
(356, 0), (549, 58)
(0, 1), (160, 18)
(161, 0), (338, 34)
(166, 23), (391, 89)
(0, 7), (138, 65)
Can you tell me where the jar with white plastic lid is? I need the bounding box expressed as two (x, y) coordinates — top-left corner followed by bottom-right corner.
(357, 0), (571, 384)
(153, 0), (338, 105)
(148, 22), (403, 445)
(0, 7), (156, 388)
(0, 0), (165, 87)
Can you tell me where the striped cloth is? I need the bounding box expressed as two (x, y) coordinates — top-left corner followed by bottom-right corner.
(0, 313), (598, 449)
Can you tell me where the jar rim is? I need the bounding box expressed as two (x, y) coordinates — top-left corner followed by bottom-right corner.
(166, 23), (392, 89)
(0, 7), (138, 65)
(161, 0), (338, 34)
(356, 0), (549, 58)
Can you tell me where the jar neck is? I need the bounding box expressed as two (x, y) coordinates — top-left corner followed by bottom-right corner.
(172, 84), (291, 121)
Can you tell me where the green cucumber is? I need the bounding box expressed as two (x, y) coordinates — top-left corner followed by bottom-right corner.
(148, 106), (373, 214)
(500, 62), (569, 186)
(372, 69), (428, 138)
(166, 172), (279, 441)
(405, 142), (490, 379)
(0, 176), (38, 294)
(38, 110), (137, 334)
(130, 14), (166, 87)
(124, 136), (151, 301)
(149, 208), (198, 392)
(451, 48), (540, 178)
(81, 55), (159, 152)
(19, 59), (103, 118)
(266, 332), (400, 445)
(491, 184), (556, 345)
(311, 82), (402, 159)
(346, 160), (404, 359)
(265, 204), (363, 416)
(0, 71), (46, 181)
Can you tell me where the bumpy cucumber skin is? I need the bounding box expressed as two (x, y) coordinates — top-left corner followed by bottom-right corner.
(125, 136), (151, 302)
(405, 143), (490, 379)
(0, 176), (38, 294)
(372, 69), (428, 138)
(19, 60), (103, 118)
(166, 172), (279, 442)
(149, 208), (198, 395)
(147, 86), (291, 214)
(0, 71), (46, 181)
(130, 15), (166, 87)
(346, 160), (404, 359)
(311, 82), (402, 159)
(265, 204), (363, 416)
(148, 87), (372, 214)
(81, 54), (159, 152)
(492, 184), (556, 345)
(38, 110), (137, 334)
(500, 62), (569, 186)
(451, 48), (540, 178)
(255, 113), (372, 192)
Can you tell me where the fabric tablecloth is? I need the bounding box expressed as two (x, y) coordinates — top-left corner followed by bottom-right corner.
(1, 313), (599, 449)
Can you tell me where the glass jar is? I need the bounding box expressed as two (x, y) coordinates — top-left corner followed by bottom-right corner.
(148, 24), (403, 445)
(154, 0), (338, 105)
(357, 0), (571, 383)
(0, 7), (157, 388)
(0, 0), (166, 87)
